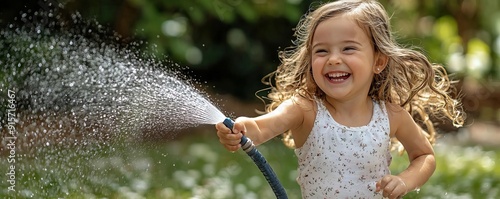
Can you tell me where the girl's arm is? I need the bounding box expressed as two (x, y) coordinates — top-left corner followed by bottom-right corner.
(377, 103), (436, 199)
(216, 98), (306, 151)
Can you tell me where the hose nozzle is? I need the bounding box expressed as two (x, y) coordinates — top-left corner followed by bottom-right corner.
(223, 118), (256, 154)
(222, 117), (288, 199)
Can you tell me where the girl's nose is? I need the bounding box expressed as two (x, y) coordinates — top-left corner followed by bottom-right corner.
(327, 53), (341, 65)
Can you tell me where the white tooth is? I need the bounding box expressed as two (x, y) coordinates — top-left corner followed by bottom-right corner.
(328, 72), (347, 78)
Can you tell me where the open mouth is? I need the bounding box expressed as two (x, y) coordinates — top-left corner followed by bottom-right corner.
(326, 72), (351, 82)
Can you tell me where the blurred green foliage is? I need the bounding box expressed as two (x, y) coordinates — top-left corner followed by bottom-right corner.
(1, 0), (499, 99)
(63, 0), (308, 99)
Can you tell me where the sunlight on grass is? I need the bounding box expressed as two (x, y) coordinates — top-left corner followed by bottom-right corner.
(391, 142), (500, 199)
(1, 130), (499, 198)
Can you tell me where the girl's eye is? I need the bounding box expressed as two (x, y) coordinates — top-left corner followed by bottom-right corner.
(315, 49), (327, 53)
(344, 46), (356, 51)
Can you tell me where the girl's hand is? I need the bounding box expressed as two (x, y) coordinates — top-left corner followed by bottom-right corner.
(215, 121), (244, 152)
(376, 175), (408, 199)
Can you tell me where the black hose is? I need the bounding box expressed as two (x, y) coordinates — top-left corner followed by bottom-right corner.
(223, 118), (288, 199)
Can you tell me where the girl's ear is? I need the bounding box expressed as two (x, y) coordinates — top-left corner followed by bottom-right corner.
(373, 53), (388, 74)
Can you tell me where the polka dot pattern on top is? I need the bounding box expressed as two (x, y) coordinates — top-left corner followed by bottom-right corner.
(295, 100), (392, 199)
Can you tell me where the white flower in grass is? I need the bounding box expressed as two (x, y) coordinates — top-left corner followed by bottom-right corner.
(289, 169), (298, 182)
(192, 185), (210, 198)
(242, 192), (258, 199)
(247, 176), (262, 189)
(235, 183), (247, 195)
(131, 158), (151, 171)
(116, 186), (145, 199)
(443, 192), (473, 199)
(203, 164), (216, 176)
(188, 143), (218, 163)
(219, 164), (242, 178)
(173, 170), (200, 188)
(211, 177), (233, 199)
(109, 156), (124, 168)
(159, 187), (176, 198)
(131, 178), (149, 194)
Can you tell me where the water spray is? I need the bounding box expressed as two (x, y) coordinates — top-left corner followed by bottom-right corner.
(222, 118), (288, 199)
(0, 3), (291, 197)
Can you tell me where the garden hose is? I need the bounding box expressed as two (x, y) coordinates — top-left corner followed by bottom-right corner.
(223, 118), (288, 199)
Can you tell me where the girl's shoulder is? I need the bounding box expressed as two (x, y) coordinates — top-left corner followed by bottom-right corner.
(273, 95), (316, 125)
(283, 95), (317, 148)
(383, 101), (405, 114)
(383, 101), (415, 137)
(288, 95), (316, 112)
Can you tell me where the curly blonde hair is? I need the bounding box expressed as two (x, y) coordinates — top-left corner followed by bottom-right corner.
(261, 0), (465, 150)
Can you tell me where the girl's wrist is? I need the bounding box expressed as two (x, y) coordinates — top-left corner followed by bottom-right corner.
(401, 179), (408, 196)
(396, 176), (409, 196)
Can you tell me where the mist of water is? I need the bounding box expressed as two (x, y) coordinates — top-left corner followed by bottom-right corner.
(1, 8), (227, 138)
(0, 4), (229, 197)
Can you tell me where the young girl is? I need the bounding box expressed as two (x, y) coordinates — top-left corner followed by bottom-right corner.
(216, 0), (465, 198)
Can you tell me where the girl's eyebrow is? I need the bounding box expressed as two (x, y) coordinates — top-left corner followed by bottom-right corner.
(343, 39), (362, 46)
(311, 42), (326, 49)
(311, 39), (362, 48)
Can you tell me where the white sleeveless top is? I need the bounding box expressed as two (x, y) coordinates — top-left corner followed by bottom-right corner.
(295, 100), (392, 199)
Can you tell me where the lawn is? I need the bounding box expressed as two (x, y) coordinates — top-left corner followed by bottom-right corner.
(1, 128), (499, 199)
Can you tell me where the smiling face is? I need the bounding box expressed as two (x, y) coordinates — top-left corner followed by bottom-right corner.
(311, 14), (382, 102)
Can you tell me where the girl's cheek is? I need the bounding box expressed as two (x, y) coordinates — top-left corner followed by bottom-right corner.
(311, 57), (324, 66)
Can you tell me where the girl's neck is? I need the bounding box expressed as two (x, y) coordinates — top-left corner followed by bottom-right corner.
(324, 96), (374, 127)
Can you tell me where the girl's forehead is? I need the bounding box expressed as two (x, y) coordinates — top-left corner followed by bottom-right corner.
(313, 15), (368, 42)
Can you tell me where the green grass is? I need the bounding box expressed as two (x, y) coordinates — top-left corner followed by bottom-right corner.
(1, 129), (499, 198)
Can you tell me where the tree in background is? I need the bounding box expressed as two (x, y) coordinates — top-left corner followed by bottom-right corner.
(2, 0), (499, 122)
